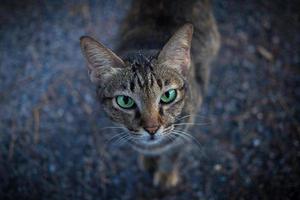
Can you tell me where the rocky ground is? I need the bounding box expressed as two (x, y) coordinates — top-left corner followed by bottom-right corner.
(0, 0), (299, 199)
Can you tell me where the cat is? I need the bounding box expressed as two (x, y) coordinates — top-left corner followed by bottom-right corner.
(80, 0), (220, 187)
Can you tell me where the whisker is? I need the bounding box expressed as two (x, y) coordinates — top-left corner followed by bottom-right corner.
(128, 135), (142, 141)
(173, 122), (210, 126)
(112, 134), (131, 146)
(126, 137), (140, 148)
(175, 113), (208, 122)
(175, 114), (193, 122)
(169, 133), (185, 146)
(169, 133), (189, 148)
(171, 130), (203, 150)
(166, 133), (176, 143)
(106, 132), (127, 146)
(99, 126), (124, 130)
(162, 126), (173, 134)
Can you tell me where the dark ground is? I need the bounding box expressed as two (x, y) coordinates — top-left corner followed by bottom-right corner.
(0, 0), (299, 199)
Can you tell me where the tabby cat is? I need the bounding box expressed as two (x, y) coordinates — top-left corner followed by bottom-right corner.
(80, 0), (220, 187)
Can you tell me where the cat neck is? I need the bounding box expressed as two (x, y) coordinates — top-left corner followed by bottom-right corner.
(116, 25), (172, 55)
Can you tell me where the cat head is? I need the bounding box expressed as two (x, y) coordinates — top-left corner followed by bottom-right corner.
(80, 24), (193, 154)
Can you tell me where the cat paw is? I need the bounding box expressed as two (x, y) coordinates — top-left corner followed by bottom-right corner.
(153, 170), (180, 188)
(139, 155), (158, 173)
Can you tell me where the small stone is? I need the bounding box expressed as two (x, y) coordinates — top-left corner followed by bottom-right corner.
(253, 139), (261, 147)
(49, 164), (56, 173)
(257, 113), (263, 120)
(257, 46), (274, 61)
(214, 164), (222, 171)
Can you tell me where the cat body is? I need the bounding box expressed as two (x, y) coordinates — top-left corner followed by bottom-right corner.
(80, 0), (220, 187)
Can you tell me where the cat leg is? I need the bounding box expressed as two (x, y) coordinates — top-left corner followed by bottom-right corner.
(153, 151), (181, 188)
(139, 154), (159, 174)
(153, 166), (179, 188)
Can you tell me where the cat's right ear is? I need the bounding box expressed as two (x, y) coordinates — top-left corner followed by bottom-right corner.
(157, 24), (193, 77)
(80, 36), (125, 84)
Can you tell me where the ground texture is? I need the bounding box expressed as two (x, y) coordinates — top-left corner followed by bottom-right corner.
(0, 0), (299, 199)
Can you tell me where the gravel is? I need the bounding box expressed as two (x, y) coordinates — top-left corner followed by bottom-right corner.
(0, 0), (299, 199)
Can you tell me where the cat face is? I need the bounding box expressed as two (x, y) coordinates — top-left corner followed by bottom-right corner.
(100, 59), (187, 149)
(80, 24), (193, 153)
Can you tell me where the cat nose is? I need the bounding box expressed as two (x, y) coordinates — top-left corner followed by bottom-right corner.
(144, 126), (160, 135)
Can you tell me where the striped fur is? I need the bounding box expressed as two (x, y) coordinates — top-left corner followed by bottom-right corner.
(80, 0), (220, 187)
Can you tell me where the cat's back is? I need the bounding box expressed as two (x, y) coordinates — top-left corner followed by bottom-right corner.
(118, 0), (220, 93)
(118, 0), (220, 57)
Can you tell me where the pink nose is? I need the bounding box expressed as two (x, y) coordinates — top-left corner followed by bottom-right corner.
(144, 126), (159, 135)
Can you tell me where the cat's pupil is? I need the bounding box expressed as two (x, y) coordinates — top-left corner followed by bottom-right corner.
(123, 96), (129, 104)
(165, 92), (170, 98)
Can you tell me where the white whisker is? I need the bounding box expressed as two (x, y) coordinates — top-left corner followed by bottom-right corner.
(175, 113), (208, 122)
(173, 122), (210, 126)
(100, 126), (124, 130)
(112, 134), (131, 146)
(171, 130), (203, 150)
(105, 132), (126, 144)
(175, 114), (193, 122)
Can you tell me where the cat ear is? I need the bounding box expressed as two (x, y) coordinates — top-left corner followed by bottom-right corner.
(158, 23), (193, 76)
(80, 36), (125, 84)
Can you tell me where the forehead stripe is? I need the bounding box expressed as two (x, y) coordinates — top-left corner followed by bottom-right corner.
(136, 72), (143, 88)
(156, 78), (163, 89)
(150, 73), (154, 87)
(130, 80), (135, 92)
(122, 84), (127, 89)
(164, 79), (170, 86)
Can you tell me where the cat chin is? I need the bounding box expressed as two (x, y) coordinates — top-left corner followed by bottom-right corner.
(130, 138), (180, 155)
(132, 144), (177, 155)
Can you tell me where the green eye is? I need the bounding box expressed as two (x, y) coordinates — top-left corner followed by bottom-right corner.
(160, 89), (177, 104)
(116, 95), (135, 109)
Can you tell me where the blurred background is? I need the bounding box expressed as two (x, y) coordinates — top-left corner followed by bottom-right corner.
(0, 0), (299, 199)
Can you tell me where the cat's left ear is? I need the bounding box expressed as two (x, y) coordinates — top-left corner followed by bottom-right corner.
(80, 36), (125, 84)
(158, 23), (193, 77)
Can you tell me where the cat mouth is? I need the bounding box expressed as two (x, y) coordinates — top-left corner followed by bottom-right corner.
(129, 125), (180, 155)
(148, 135), (156, 141)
